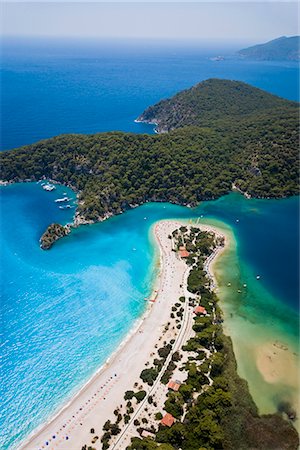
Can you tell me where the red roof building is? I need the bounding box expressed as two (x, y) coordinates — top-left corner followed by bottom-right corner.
(194, 305), (207, 315)
(161, 413), (175, 427)
(167, 380), (181, 392)
(179, 246), (189, 258)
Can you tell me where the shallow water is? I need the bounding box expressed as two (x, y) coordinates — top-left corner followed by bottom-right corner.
(1, 183), (299, 449)
(1, 37), (299, 449)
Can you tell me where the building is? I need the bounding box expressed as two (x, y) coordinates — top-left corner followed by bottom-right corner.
(160, 413), (175, 427)
(179, 246), (189, 258)
(141, 430), (155, 438)
(194, 305), (207, 315)
(167, 380), (181, 392)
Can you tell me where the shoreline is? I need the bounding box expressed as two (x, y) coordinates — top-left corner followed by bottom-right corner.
(18, 255), (160, 450)
(17, 219), (228, 450)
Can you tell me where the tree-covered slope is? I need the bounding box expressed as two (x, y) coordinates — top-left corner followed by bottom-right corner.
(238, 36), (300, 61)
(136, 78), (297, 132)
(0, 80), (299, 224)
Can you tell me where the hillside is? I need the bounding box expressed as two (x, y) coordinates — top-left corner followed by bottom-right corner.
(238, 36), (300, 61)
(136, 78), (296, 132)
(0, 80), (299, 226)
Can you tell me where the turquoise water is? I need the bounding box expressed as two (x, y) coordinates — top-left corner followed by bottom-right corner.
(1, 183), (299, 449)
(1, 38), (299, 449)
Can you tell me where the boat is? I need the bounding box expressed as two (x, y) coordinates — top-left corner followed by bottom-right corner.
(237, 289), (242, 293)
(210, 56), (224, 61)
(42, 184), (56, 191)
(59, 205), (74, 210)
(243, 284), (247, 288)
(256, 275), (260, 280)
(55, 197), (70, 203)
(227, 282), (231, 287)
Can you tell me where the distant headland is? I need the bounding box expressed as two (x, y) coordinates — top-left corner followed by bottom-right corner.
(238, 36), (300, 61)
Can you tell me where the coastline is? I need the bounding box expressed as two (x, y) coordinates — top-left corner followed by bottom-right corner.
(18, 219), (228, 450)
(207, 219), (300, 428)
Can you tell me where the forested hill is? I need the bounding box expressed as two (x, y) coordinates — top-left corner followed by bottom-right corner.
(136, 78), (297, 132)
(0, 79), (299, 225)
(238, 36), (300, 61)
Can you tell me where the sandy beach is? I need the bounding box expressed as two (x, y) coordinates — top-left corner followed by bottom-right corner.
(256, 341), (299, 386)
(19, 219), (226, 450)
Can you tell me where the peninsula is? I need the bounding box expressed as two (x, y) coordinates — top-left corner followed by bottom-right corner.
(1, 79), (298, 250)
(19, 221), (299, 450)
(2, 79), (299, 449)
(238, 36), (300, 61)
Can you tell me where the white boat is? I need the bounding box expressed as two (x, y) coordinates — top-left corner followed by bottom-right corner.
(59, 205), (74, 209)
(42, 184), (56, 191)
(256, 275), (260, 280)
(55, 197), (70, 203)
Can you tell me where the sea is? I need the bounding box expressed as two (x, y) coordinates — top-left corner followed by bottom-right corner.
(0, 38), (299, 450)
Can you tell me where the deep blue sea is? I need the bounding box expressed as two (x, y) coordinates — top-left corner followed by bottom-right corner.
(1, 38), (299, 150)
(0, 38), (299, 449)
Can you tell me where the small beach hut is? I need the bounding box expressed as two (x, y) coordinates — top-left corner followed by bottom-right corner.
(194, 305), (207, 315)
(179, 246), (189, 258)
(161, 413), (175, 427)
(167, 380), (181, 392)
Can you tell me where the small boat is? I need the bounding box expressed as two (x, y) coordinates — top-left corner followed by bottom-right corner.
(256, 275), (260, 280)
(227, 282), (231, 287)
(237, 289), (242, 293)
(144, 217), (147, 220)
(43, 184), (56, 191)
(59, 205), (73, 210)
(243, 284), (247, 288)
(236, 219), (240, 223)
(55, 197), (70, 203)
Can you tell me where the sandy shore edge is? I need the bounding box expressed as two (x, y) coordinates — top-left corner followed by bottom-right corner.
(18, 219), (228, 450)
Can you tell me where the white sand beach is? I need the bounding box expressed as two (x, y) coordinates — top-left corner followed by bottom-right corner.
(19, 220), (227, 450)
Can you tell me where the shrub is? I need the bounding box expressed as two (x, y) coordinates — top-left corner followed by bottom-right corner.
(135, 390), (147, 402)
(140, 368), (158, 386)
(124, 390), (134, 400)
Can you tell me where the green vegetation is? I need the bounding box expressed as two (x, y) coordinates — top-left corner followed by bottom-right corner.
(1, 80), (298, 243)
(140, 367), (158, 386)
(40, 223), (70, 249)
(126, 226), (299, 450)
(238, 35), (300, 61)
(140, 343), (174, 386)
(137, 78), (297, 130)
